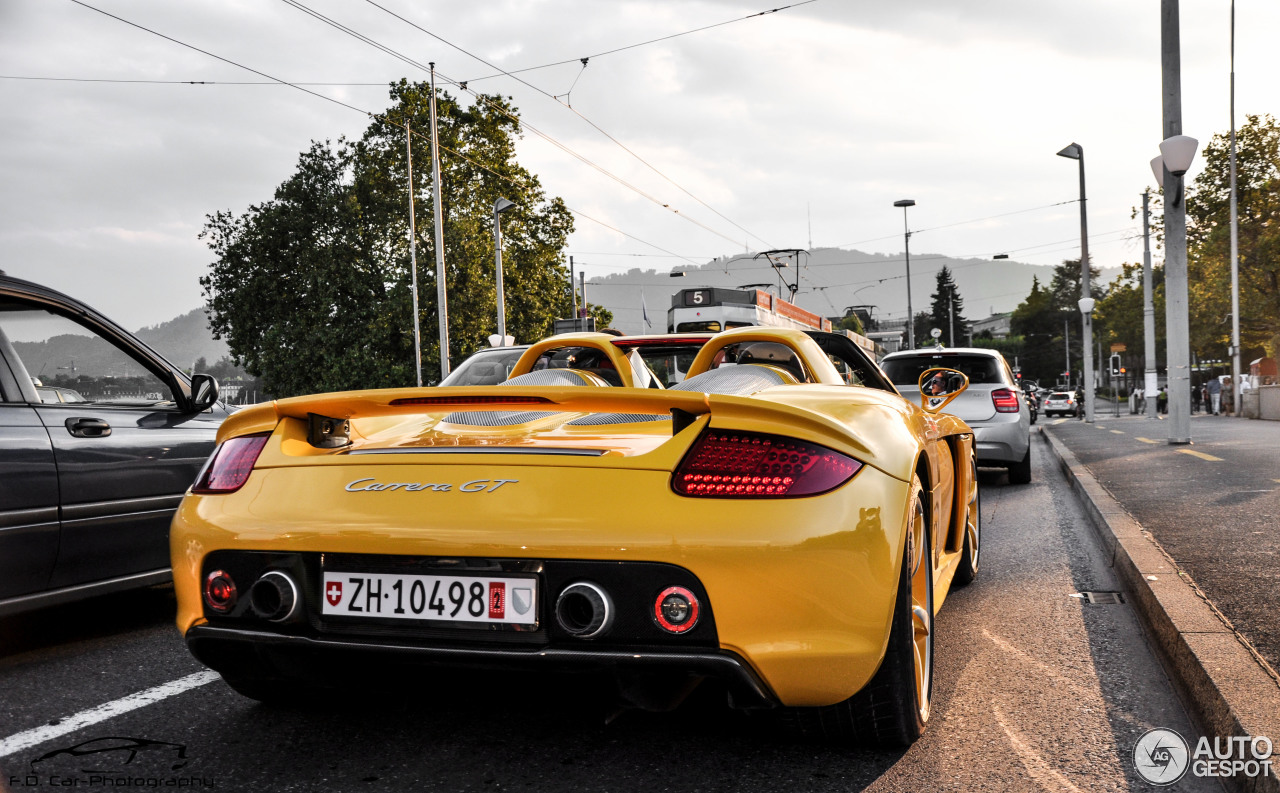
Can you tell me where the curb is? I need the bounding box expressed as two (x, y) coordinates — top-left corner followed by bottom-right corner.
(1039, 427), (1280, 793)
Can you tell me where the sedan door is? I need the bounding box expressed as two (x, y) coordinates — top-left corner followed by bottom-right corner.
(0, 298), (223, 589)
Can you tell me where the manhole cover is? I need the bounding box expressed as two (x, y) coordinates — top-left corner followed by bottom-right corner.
(1079, 591), (1125, 605)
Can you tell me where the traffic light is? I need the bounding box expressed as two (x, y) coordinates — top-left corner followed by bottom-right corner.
(1109, 354), (1121, 376)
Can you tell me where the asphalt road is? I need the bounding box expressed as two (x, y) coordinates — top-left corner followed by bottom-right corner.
(0, 446), (1220, 792)
(1046, 412), (1280, 673)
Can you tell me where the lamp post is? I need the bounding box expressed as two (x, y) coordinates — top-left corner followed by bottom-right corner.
(1141, 190), (1159, 419)
(893, 199), (916, 349)
(492, 197), (516, 346)
(1056, 143), (1094, 423)
(1151, 132), (1199, 442)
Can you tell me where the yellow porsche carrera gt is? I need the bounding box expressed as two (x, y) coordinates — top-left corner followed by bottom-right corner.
(171, 327), (979, 747)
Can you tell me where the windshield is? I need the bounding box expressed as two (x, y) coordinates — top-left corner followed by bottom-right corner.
(440, 348), (527, 386)
(881, 353), (1006, 388)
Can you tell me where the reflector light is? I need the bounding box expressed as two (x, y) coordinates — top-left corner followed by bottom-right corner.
(992, 388), (1021, 413)
(389, 395), (554, 406)
(653, 586), (700, 633)
(193, 433), (270, 494)
(672, 430), (862, 498)
(204, 570), (237, 613)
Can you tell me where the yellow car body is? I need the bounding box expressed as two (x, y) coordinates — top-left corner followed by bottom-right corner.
(171, 327), (979, 745)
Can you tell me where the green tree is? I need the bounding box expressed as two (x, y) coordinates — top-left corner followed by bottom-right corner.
(927, 265), (967, 346)
(201, 81), (575, 396)
(1185, 113), (1280, 358)
(835, 312), (865, 336)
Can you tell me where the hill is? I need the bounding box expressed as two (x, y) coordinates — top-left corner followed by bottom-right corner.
(584, 248), (1120, 335)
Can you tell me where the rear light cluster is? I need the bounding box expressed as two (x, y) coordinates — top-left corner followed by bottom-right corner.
(992, 388), (1021, 413)
(193, 433), (271, 494)
(673, 430), (862, 497)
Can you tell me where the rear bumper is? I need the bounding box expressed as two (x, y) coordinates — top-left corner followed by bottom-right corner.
(186, 624), (778, 708)
(971, 415), (1029, 464)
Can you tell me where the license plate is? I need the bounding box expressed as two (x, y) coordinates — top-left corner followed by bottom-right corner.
(321, 572), (537, 625)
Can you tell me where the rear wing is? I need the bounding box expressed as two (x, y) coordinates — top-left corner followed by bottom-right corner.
(213, 385), (893, 472)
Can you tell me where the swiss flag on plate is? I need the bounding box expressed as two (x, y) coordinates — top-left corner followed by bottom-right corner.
(325, 581), (343, 607)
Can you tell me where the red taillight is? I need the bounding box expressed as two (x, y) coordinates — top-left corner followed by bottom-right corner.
(204, 570), (237, 613)
(992, 388), (1021, 413)
(653, 586), (700, 633)
(389, 395), (554, 406)
(672, 430), (862, 498)
(193, 433), (270, 494)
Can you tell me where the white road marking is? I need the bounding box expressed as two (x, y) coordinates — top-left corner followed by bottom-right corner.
(993, 705), (1089, 793)
(0, 670), (219, 759)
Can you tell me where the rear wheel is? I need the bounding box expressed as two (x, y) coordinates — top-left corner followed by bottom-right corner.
(1007, 445), (1032, 484)
(953, 458), (981, 587)
(783, 479), (933, 747)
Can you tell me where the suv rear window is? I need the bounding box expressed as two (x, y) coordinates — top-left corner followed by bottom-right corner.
(881, 354), (1006, 387)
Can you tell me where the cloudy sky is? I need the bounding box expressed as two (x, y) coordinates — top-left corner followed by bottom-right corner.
(1, 0), (1274, 331)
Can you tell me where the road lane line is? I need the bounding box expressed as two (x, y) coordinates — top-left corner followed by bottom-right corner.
(1110, 430), (1124, 434)
(1135, 437), (1160, 444)
(0, 670), (218, 759)
(993, 705), (1089, 793)
(1177, 449), (1223, 462)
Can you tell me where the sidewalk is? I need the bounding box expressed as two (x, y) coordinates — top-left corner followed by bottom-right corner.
(1041, 413), (1280, 791)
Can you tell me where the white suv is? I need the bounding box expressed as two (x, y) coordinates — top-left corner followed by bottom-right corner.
(880, 347), (1032, 484)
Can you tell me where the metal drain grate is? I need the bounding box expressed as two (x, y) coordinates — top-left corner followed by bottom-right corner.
(1079, 591), (1125, 605)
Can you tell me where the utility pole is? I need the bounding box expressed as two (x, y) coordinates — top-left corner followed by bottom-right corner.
(1229, 0), (1243, 415)
(1162, 0), (1192, 443)
(429, 63), (450, 381)
(947, 285), (955, 347)
(570, 255), (578, 319)
(406, 123), (422, 387)
(1142, 191), (1159, 419)
(1064, 319), (1071, 389)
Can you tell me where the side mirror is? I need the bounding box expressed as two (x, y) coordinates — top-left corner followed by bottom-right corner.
(188, 373), (220, 413)
(918, 367), (969, 414)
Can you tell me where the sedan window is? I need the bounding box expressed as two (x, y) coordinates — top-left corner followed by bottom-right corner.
(882, 354), (1005, 387)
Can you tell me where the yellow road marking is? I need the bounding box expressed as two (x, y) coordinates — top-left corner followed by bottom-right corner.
(1052, 418), (1068, 425)
(1177, 449), (1223, 461)
(1135, 437), (1159, 444)
(1273, 479), (1280, 484)
(1110, 430), (1124, 434)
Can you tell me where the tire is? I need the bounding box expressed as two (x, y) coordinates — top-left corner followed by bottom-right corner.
(953, 458), (980, 587)
(783, 478), (933, 748)
(1008, 444), (1032, 484)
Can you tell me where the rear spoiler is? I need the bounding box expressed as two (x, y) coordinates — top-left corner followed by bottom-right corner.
(213, 385), (882, 465)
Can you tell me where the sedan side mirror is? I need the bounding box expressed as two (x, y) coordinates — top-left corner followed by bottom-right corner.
(918, 367), (969, 414)
(188, 373), (220, 413)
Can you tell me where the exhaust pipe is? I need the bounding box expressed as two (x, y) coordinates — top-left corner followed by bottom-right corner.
(249, 570), (301, 623)
(555, 582), (614, 639)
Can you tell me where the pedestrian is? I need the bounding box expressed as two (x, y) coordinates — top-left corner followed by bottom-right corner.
(1223, 376), (1234, 415)
(1135, 386), (1145, 413)
(1206, 375), (1222, 415)
(1191, 381), (1201, 414)
(1157, 386), (1168, 414)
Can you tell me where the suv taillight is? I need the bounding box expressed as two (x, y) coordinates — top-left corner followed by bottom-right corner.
(992, 388), (1020, 413)
(193, 433), (271, 494)
(672, 430), (862, 498)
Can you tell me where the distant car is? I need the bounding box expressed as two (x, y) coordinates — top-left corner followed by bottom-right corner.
(1042, 392), (1081, 418)
(0, 274), (230, 616)
(439, 346), (529, 386)
(880, 347), (1032, 484)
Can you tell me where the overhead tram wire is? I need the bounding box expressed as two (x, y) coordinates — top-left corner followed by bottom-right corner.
(361, 0), (776, 250)
(66, 0), (697, 267)
(831, 199), (1083, 249)
(277, 0), (751, 250)
(0, 75), (390, 85)
(458, 1), (818, 85)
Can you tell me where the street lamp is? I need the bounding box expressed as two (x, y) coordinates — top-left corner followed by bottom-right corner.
(1056, 143), (1094, 423)
(492, 197), (516, 346)
(893, 199), (916, 349)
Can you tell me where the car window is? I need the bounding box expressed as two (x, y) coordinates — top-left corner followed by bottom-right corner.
(440, 348), (527, 386)
(881, 354), (1005, 387)
(0, 301), (176, 407)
